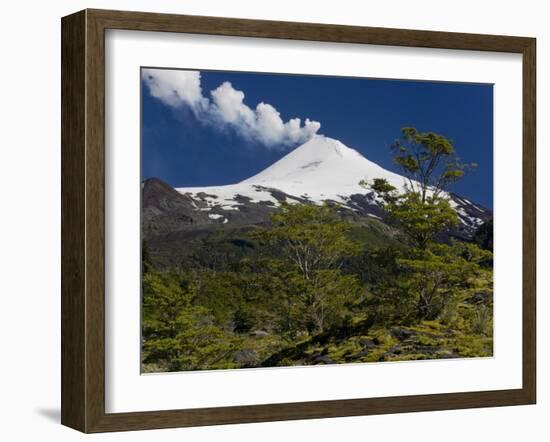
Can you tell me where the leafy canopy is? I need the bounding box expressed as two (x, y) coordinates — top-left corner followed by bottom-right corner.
(258, 202), (361, 279)
(366, 177), (458, 250)
(142, 270), (241, 371)
(390, 127), (476, 203)
(254, 202), (362, 333)
(360, 127), (491, 322)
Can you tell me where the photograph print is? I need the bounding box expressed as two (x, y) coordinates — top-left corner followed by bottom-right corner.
(141, 68), (494, 373)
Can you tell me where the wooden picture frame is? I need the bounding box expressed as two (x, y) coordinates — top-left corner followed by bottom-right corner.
(61, 8), (536, 433)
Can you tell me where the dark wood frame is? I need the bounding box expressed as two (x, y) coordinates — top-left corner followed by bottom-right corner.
(61, 8), (536, 433)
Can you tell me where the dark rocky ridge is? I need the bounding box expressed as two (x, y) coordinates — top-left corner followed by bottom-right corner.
(142, 177), (492, 268)
(143, 177), (491, 236)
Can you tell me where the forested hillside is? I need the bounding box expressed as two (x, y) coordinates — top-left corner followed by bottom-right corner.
(141, 129), (494, 372)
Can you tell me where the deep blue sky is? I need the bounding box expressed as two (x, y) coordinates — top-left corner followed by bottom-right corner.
(141, 70), (493, 208)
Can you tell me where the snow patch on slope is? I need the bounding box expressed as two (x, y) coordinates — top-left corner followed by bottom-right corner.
(178, 183), (281, 211)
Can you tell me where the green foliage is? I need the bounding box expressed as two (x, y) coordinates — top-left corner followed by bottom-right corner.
(233, 307), (256, 333)
(388, 192), (457, 249)
(190, 270), (243, 324)
(141, 270), (241, 371)
(254, 203), (362, 334)
(396, 242), (492, 320)
(286, 269), (362, 333)
(359, 127), (492, 323)
(390, 127), (476, 202)
(363, 206), (492, 323)
(471, 304), (492, 336)
(141, 127), (494, 372)
(363, 175), (458, 250)
(369, 177), (398, 196)
(258, 202), (362, 278)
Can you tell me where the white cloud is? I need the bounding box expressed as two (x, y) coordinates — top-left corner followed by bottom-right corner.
(141, 69), (208, 113)
(210, 81), (255, 126)
(142, 69), (321, 148)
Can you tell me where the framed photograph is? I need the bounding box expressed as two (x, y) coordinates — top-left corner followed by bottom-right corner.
(61, 9), (536, 433)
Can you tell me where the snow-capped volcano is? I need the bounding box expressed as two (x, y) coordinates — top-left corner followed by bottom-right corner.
(242, 136), (409, 200)
(172, 136), (489, 231)
(176, 136), (405, 209)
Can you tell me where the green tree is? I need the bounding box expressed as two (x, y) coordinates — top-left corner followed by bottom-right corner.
(397, 242), (492, 320)
(190, 269), (244, 325)
(361, 127), (491, 322)
(255, 202), (361, 334)
(263, 202), (361, 280)
(368, 178), (458, 250)
(141, 270), (241, 371)
(361, 127), (474, 250)
(389, 127), (476, 203)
